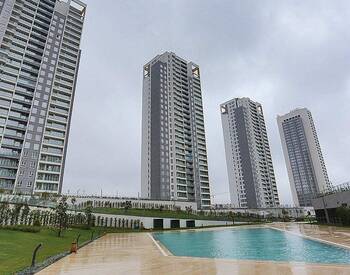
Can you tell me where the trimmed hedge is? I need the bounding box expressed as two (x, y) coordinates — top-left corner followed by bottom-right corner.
(0, 225), (41, 233)
(69, 224), (91, 230)
(336, 206), (350, 225)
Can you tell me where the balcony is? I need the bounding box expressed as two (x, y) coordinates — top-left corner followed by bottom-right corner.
(0, 169), (17, 179)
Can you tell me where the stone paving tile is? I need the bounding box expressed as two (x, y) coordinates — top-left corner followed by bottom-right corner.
(38, 224), (350, 275)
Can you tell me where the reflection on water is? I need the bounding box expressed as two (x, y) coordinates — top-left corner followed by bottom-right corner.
(154, 228), (350, 264)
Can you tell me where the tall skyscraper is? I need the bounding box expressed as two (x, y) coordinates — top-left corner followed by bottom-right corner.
(220, 98), (279, 208)
(141, 52), (211, 209)
(277, 108), (330, 207)
(0, 0), (86, 195)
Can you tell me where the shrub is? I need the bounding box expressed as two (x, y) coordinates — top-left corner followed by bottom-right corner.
(0, 225), (41, 233)
(33, 219), (41, 227)
(70, 224), (91, 230)
(336, 206), (350, 225)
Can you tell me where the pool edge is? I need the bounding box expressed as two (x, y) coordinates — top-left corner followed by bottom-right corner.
(151, 225), (350, 266)
(267, 225), (350, 250)
(148, 233), (173, 256)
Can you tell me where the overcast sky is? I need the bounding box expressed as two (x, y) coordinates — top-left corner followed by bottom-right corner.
(63, 0), (350, 205)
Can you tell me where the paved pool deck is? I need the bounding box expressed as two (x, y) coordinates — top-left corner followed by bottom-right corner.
(38, 223), (350, 275)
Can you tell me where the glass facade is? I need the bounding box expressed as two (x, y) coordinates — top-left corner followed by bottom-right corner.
(282, 116), (318, 206)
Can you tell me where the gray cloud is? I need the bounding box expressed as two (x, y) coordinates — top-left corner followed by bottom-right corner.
(63, 0), (350, 204)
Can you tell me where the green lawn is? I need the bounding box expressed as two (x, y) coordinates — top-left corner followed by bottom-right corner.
(92, 207), (232, 221)
(0, 227), (96, 275)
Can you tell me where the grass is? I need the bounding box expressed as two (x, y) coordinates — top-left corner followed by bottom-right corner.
(0, 227), (97, 275)
(92, 207), (233, 221)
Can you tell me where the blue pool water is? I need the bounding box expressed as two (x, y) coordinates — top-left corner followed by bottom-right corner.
(153, 228), (350, 264)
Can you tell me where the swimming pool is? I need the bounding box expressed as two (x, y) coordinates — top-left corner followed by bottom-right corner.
(153, 227), (350, 264)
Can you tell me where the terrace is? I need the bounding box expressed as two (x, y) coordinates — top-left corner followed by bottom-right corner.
(37, 224), (350, 275)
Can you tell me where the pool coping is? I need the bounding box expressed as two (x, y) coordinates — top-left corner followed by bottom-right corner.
(148, 233), (171, 256)
(149, 224), (350, 267)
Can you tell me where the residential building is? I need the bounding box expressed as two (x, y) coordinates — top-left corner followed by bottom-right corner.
(141, 52), (211, 209)
(0, 0), (86, 194)
(277, 108), (330, 206)
(220, 97), (280, 208)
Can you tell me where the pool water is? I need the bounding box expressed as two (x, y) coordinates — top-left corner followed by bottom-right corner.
(153, 227), (350, 264)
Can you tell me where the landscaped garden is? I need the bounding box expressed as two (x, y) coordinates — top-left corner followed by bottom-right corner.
(0, 196), (146, 274)
(91, 206), (272, 223)
(92, 207), (234, 220)
(0, 227), (95, 274)
(0, 195), (319, 274)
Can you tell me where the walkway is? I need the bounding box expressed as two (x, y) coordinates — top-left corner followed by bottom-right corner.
(38, 224), (350, 275)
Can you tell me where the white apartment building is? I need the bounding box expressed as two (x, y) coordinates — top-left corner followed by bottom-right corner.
(0, 0), (86, 194)
(141, 52), (211, 209)
(277, 108), (330, 206)
(220, 97), (280, 208)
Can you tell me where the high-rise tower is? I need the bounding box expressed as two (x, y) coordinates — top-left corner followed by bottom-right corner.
(220, 97), (279, 208)
(277, 108), (330, 207)
(0, 0), (86, 194)
(141, 52), (211, 209)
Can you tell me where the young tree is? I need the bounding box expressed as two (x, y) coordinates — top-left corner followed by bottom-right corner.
(12, 203), (23, 225)
(0, 202), (10, 225)
(32, 210), (42, 227)
(85, 205), (93, 227)
(71, 197), (77, 213)
(20, 204), (30, 225)
(306, 211), (311, 224)
(228, 211), (235, 224)
(186, 206), (193, 216)
(124, 201), (132, 213)
(41, 192), (50, 201)
(282, 208), (289, 222)
(55, 196), (68, 237)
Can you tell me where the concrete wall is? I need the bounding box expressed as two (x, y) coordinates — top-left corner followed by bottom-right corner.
(93, 212), (235, 229)
(312, 190), (350, 210)
(209, 207), (315, 218)
(72, 196), (198, 211)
